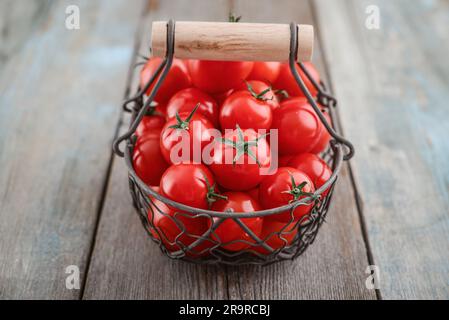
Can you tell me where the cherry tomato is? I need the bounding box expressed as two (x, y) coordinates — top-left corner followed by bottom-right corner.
(133, 131), (169, 187)
(209, 127), (271, 191)
(219, 89), (273, 131)
(212, 90), (233, 107)
(153, 101), (168, 116)
(247, 188), (260, 202)
(310, 109), (332, 154)
(272, 98), (323, 156)
(210, 192), (263, 251)
(247, 61), (281, 84)
(166, 88), (219, 127)
(274, 62), (320, 98)
(160, 163), (224, 210)
(160, 105), (215, 165)
(253, 220), (298, 255)
(148, 198), (212, 255)
(288, 153), (333, 196)
(259, 167), (315, 223)
(140, 58), (191, 103)
(279, 155), (294, 167)
(188, 60), (254, 94)
(135, 113), (165, 138)
(232, 80), (280, 110)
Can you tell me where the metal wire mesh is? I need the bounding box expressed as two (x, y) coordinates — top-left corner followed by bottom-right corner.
(113, 20), (354, 265)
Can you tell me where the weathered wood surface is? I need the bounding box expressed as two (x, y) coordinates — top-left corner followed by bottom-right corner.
(6, 0), (445, 300)
(0, 0), (144, 299)
(0, 0), (51, 70)
(314, 0), (449, 299)
(83, 0), (376, 300)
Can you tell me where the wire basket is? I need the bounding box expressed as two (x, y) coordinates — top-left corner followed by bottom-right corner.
(113, 20), (354, 265)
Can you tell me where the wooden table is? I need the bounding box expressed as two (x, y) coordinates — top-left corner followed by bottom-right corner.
(1, 0), (448, 300)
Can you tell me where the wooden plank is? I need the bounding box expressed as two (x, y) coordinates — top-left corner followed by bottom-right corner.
(82, 0), (232, 300)
(314, 0), (449, 299)
(84, 0), (376, 299)
(0, 0), (52, 70)
(0, 0), (144, 299)
(225, 0), (376, 300)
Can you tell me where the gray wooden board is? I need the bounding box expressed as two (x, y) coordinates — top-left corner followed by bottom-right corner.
(0, 0), (52, 70)
(0, 0), (144, 299)
(314, 0), (449, 299)
(84, 0), (376, 300)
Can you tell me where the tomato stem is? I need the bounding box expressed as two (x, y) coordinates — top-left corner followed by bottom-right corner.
(221, 125), (269, 167)
(168, 103), (200, 130)
(228, 13), (242, 23)
(282, 172), (315, 201)
(245, 81), (274, 102)
(203, 175), (228, 208)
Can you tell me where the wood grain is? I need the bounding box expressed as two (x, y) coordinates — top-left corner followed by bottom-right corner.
(314, 0), (449, 299)
(84, 0), (376, 300)
(151, 21), (314, 62)
(0, 0), (51, 70)
(0, 0), (144, 299)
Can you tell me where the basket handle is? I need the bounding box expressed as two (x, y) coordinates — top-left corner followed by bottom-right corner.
(151, 21), (314, 62)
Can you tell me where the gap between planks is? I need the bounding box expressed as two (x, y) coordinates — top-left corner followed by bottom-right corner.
(309, 0), (381, 300)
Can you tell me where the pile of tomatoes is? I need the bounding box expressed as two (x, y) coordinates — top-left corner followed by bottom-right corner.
(132, 57), (333, 257)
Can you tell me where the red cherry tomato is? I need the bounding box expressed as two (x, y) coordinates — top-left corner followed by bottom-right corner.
(166, 88), (219, 127)
(160, 163), (223, 210)
(212, 90), (233, 107)
(272, 98), (323, 156)
(209, 127), (271, 191)
(247, 188), (260, 202)
(210, 192), (263, 251)
(140, 58), (191, 103)
(135, 114), (165, 138)
(153, 101), (168, 117)
(310, 109), (332, 154)
(259, 167), (315, 223)
(219, 90), (273, 131)
(253, 220), (298, 255)
(274, 62), (320, 98)
(247, 61), (281, 84)
(232, 80), (280, 110)
(279, 155), (294, 167)
(188, 60), (254, 94)
(288, 153), (333, 196)
(133, 132), (169, 187)
(160, 106), (215, 165)
(148, 199), (212, 255)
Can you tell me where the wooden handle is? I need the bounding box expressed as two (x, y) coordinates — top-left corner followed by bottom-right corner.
(151, 21), (314, 62)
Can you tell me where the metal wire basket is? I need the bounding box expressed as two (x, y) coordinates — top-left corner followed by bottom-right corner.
(113, 20), (354, 265)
